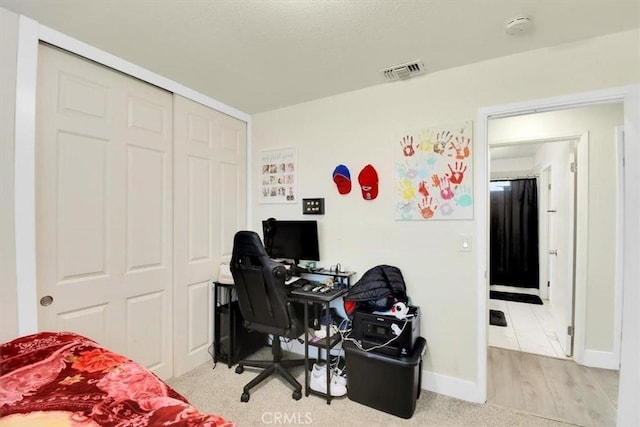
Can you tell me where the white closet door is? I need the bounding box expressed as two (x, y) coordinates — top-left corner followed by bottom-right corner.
(36, 45), (173, 378)
(173, 95), (246, 376)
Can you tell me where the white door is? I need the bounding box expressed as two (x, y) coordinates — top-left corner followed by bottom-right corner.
(549, 143), (576, 357)
(36, 45), (174, 378)
(173, 95), (247, 376)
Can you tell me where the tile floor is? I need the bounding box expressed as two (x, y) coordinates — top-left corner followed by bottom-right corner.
(489, 292), (567, 359)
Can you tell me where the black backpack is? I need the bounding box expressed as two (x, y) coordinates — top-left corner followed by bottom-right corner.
(344, 265), (408, 316)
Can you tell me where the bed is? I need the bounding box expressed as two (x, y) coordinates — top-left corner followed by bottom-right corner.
(0, 331), (235, 426)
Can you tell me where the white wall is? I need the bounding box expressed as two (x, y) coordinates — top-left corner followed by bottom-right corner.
(491, 104), (624, 353)
(0, 7), (19, 342)
(251, 29), (639, 398)
(490, 156), (535, 178)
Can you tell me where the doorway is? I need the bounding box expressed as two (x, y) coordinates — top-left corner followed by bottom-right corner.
(481, 99), (627, 423)
(488, 138), (577, 360)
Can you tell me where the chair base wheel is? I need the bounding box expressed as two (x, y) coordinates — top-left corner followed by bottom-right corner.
(241, 391), (250, 402)
(235, 365), (244, 374)
(292, 390), (302, 400)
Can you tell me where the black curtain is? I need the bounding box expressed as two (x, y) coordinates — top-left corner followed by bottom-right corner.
(490, 178), (539, 288)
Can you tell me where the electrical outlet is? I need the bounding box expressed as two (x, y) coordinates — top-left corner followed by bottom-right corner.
(302, 198), (325, 215)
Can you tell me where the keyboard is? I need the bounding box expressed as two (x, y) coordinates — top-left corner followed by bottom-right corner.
(286, 278), (310, 288)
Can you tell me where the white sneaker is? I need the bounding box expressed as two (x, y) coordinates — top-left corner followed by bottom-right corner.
(312, 363), (346, 386)
(331, 366), (347, 387)
(311, 325), (339, 340)
(310, 363), (347, 396)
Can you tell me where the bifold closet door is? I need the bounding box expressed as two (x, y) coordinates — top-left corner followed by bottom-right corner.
(36, 45), (174, 379)
(173, 95), (247, 376)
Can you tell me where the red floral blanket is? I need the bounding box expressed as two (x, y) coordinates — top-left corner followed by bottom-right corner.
(0, 332), (235, 426)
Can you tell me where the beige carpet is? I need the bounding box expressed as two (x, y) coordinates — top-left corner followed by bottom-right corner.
(166, 351), (576, 427)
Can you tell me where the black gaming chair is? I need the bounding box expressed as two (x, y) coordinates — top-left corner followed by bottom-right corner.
(230, 230), (305, 402)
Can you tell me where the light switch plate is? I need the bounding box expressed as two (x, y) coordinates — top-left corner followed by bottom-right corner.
(459, 235), (472, 252)
(302, 198), (325, 215)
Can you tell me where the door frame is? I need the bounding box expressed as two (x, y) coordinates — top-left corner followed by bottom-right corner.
(475, 85), (640, 426)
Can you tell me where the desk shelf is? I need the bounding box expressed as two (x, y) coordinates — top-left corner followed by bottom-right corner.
(292, 288), (348, 404)
(307, 334), (341, 349)
(305, 269), (356, 288)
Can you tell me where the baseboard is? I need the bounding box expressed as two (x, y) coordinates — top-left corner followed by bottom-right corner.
(421, 369), (484, 403)
(580, 349), (620, 370)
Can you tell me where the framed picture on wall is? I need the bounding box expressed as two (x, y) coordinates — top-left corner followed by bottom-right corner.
(259, 147), (297, 204)
(394, 121), (473, 220)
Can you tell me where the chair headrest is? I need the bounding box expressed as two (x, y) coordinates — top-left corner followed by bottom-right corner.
(232, 231), (268, 258)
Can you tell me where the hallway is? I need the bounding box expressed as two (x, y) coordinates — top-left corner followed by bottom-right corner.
(489, 294), (564, 359)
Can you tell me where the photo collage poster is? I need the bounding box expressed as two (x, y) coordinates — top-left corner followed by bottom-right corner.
(259, 148), (297, 204)
(394, 121), (473, 220)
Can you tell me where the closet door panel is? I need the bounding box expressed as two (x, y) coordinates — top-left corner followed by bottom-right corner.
(119, 77), (173, 378)
(173, 95), (246, 376)
(36, 45), (173, 379)
(37, 45), (121, 348)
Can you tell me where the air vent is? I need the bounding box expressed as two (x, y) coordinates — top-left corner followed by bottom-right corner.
(381, 61), (425, 81)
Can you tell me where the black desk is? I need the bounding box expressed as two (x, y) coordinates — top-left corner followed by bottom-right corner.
(212, 281), (266, 368)
(213, 281), (233, 368)
(289, 286), (347, 404)
(214, 277), (353, 403)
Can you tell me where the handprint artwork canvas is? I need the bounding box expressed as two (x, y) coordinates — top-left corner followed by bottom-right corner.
(395, 121), (473, 220)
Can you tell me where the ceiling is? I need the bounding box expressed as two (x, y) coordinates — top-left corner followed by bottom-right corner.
(1, 0), (638, 114)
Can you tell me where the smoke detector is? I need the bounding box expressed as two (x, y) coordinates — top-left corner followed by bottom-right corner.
(505, 16), (532, 35)
(380, 60), (425, 81)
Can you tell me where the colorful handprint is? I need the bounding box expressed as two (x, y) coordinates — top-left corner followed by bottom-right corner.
(433, 131), (454, 156)
(397, 179), (416, 201)
(417, 129), (435, 152)
(418, 181), (429, 197)
(454, 185), (473, 207)
(448, 162), (467, 184)
(400, 135), (416, 157)
(431, 174), (441, 189)
(439, 176), (454, 200)
(451, 136), (471, 160)
(418, 197), (438, 219)
(440, 202), (454, 216)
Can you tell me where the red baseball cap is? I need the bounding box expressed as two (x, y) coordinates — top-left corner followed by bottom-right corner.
(358, 164), (378, 200)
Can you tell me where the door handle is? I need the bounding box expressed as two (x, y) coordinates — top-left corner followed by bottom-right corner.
(548, 249), (558, 256)
(40, 295), (54, 306)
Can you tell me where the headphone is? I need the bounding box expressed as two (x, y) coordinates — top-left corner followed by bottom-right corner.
(264, 217), (277, 253)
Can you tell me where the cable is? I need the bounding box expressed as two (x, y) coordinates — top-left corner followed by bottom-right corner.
(339, 319), (410, 353)
(207, 342), (217, 369)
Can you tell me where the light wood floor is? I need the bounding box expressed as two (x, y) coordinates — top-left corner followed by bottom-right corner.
(488, 347), (619, 426)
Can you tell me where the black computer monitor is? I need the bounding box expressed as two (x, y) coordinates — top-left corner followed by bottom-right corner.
(262, 219), (320, 266)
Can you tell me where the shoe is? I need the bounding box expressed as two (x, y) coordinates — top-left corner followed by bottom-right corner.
(310, 363), (347, 396)
(312, 362), (346, 386)
(310, 325), (339, 340)
(331, 366), (347, 387)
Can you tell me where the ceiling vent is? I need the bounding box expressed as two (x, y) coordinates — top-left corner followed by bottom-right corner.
(381, 60), (425, 81)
